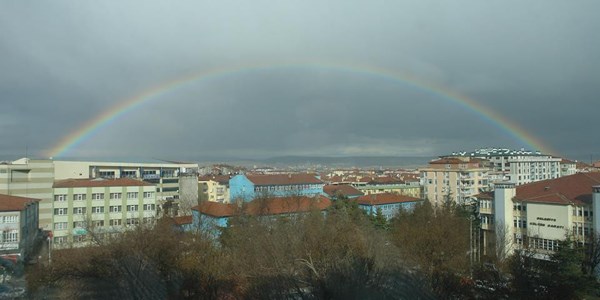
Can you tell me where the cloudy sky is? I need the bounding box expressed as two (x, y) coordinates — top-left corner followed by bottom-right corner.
(1, 1), (599, 161)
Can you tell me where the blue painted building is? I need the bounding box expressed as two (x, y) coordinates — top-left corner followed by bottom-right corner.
(356, 193), (423, 220)
(191, 195), (331, 236)
(229, 174), (324, 202)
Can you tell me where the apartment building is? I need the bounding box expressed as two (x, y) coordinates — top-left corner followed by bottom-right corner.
(353, 177), (421, 198)
(0, 158), (54, 230)
(52, 178), (157, 247)
(0, 194), (40, 259)
(420, 157), (490, 205)
(450, 148), (562, 185)
(229, 174), (324, 202)
(198, 175), (231, 203)
(473, 173), (600, 258)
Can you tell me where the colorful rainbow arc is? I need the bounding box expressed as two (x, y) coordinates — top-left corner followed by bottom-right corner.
(47, 62), (557, 158)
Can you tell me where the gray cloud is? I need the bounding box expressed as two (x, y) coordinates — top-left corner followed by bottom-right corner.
(1, 1), (599, 161)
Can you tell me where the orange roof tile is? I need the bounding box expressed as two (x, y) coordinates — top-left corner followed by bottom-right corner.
(193, 195), (331, 217)
(356, 193), (423, 206)
(515, 173), (600, 205)
(0, 194), (39, 211)
(54, 178), (153, 188)
(173, 215), (193, 225)
(323, 185), (364, 198)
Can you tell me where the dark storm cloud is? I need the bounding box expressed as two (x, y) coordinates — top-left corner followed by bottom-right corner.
(1, 1), (599, 160)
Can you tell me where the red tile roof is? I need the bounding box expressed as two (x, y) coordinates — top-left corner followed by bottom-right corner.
(323, 185), (364, 198)
(429, 158), (466, 165)
(473, 191), (494, 200)
(54, 178), (153, 188)
(514, 173), (600, 205)
(356, 193), (423, 206)
(245, 174), (323, 185)
(193, 195), (331, 217)
(0, 194), (39, 211)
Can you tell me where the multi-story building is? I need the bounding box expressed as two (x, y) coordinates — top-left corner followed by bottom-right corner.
(52, 159), (198, 208)
(473, 173), (600, 258)
(52, 178), (157, 247)
(449, 148), (562, 185)
(198, 175), (231, 203)
(0, 194), (40, 259)
(229, 174), (324, 202)
(0, 158), (54, 230)
(356, 193), (423, 220)
(560, 159), (577, 177)
(420, 157), (490, 205)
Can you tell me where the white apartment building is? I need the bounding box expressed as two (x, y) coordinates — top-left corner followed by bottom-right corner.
(420, 157), (491, 205)
(474, 173), (600, 259)
(0, 158), (54, 230)
(52, 178), (157, 248)
(450, 148), (562, 185)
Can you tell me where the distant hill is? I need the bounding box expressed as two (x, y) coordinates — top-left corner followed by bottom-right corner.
(258, 156), (433, 168)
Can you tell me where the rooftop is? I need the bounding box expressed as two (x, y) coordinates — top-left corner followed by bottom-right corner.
(193, 195), (331, 217)
(245, 174), (323, 186)
(0, 194), (40, 211)
(514, 173), (600, 205)
(323, 185), (364, 198)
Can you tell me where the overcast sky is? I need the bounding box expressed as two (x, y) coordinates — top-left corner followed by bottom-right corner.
(1, 1), (599, 161)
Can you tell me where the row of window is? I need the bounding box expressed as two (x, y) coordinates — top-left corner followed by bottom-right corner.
(0, 215), (18, 224)
(254, 184), (321, 192)
(54, 204), (156, 216)
(55, 192), (155, 202)
(0, 230), (19, 243)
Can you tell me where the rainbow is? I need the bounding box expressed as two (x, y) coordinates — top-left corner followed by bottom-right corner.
(47, 62), (557, 158)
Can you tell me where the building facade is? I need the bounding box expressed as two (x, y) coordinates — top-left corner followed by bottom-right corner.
(474, 173), (600, 258)
(449, 148), (562, 185)
(198, 175), (231, 203)
(420, 157), (490, 206)
(229, 174), (324, 202)
(52, 178), (157, 247)
(0, 194), (40, 259)
(0, 158), (54, 230)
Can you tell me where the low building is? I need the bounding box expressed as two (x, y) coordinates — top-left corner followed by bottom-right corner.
(356, 193), (424, 220)
(229, 174), (324, 202)
(473, 173), (600, 258)
(0, 194), (40, 259)
(52, 178), (157, 247)
(323, 185), (364, 199)
(192, 195), (331, 235)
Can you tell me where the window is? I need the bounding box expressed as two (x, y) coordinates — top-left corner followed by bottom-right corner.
(99, 171), (115, 178)
(127, 205), (139, 212)
(143, 192), (154, 198)
(73, 194), (86, 201)
(73, 207), (86, 215)
(73, 221), (85, 228)
(143, 204), (155, 211)
(92, 220), (104, 227)
(2, 215), (18, 223)
(2, 230), (18, 242)
(92, 193), (104, 200)
(109, 219), (122, 226)
(54, 236), (67, 244)
(92, 206), (104, 214)
(54, 208), (68, 216)
(54, 194), (67, 202)
(109, 206), (122, 213)
(126, 218), (139, 226)
(121, 170), (137, 178)
(127, 192), (138, 199)
(54, 222), (68, 230)
(110, 193), (122, 200)
(74, 235), (86, 243)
